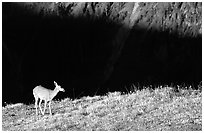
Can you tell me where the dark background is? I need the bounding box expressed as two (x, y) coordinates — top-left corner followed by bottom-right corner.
(2, 2), (202, 105)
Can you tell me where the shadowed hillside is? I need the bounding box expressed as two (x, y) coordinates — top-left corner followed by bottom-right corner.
(2, 2), (202, 104)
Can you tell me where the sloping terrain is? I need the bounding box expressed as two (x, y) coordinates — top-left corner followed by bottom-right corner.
(2, 86), (202, 131)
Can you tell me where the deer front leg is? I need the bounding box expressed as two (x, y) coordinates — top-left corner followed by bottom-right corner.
(49, 101), (52, 115)
(43, 100), (47, 115)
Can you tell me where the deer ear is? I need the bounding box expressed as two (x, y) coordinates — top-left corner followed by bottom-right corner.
(54, 81), (57, 86)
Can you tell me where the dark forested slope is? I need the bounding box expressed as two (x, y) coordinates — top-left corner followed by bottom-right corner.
(2, 2), (202, 104)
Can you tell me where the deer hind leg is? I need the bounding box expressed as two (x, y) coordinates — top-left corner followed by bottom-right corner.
(43, 100), (47, 115)
(39, 99), (44, 115)
(34, 93), (38, 116)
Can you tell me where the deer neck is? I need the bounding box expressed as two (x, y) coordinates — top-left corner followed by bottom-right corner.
(49, 87), (59, 100)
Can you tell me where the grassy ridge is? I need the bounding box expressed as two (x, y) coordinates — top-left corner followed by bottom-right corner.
(2, 86), (202, 131)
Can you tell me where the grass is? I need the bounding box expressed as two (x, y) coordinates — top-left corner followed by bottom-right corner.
(2, 85), (202, 131)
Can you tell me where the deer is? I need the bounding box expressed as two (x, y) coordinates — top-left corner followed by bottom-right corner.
(33, 81), (65, 116)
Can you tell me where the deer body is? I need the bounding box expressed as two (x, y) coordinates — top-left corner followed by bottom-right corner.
(33, 81), (65, 115)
